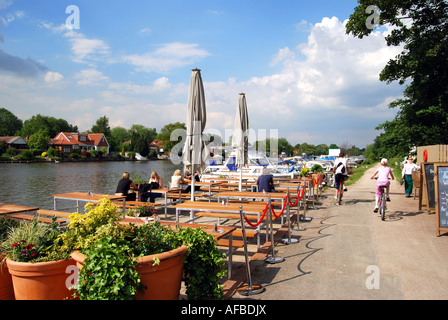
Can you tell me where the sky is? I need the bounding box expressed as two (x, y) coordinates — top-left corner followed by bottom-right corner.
(0, 0), (405, 149)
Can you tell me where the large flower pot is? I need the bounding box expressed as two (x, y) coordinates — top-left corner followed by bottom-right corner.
(0, 254), (14, 300)
(71, 244), (187, 300)
(6, 258), (76, 300)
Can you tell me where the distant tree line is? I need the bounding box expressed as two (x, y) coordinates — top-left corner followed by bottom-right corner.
(0, 108), (366, 160)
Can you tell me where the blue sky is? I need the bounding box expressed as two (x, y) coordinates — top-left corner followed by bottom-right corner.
(0, 0), (404, 148)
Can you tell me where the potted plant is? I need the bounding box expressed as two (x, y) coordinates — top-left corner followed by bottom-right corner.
(64, 198), (226, 300)
(126, 205), (159, 223)
(0, 218), (74, 300)
(0, 217), (19, 300)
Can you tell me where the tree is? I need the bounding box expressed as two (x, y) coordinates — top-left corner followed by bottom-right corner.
(346, 0), (448, 156)
(22, 114), (77, 138)
(110, 127), (131, 152)
(129, 124), (157, 157)
(0, 108), (23, 136)
(90, 116), (111, 137)
(156, 122), (186, 152)
(27, 129), (50, 152)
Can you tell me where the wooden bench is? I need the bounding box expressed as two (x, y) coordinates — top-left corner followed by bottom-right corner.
(37, 209), (72, 219)
(112, 201), (160, 209)
(195, 212), (260, 249)
(8, 213), (66, 224)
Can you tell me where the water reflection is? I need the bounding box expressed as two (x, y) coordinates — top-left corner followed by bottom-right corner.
(0, 161), (182, 210)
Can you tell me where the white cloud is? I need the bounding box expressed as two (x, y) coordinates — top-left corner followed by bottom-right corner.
(75, 69), (109, 86)
(123, 42), (210, 74)
(199, 17), (404, 147)
(64, 30), (110, 64)
(44, 71), (64, 83)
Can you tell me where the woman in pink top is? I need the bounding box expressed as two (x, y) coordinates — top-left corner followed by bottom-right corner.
(370, 158), (395, 213)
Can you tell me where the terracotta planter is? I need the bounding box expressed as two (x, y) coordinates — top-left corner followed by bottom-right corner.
(6, 258), (76, 300)
(0, 254), (14, 300)
(71, 244), (187, 300)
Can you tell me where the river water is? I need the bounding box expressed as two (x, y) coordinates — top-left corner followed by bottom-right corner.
(0, 161), (182, 210)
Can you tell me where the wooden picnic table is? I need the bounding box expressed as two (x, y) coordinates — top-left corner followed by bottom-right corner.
(173, 200), (272, 249)
(0, 203), (39, 215)
(180, 181), (223, 201)
(119, 218), (236, 278)
(52, 192), (127, 214)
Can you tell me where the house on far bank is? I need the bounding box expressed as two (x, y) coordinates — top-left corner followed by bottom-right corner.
(49, 132), (110, 155)
(0, 136), (27, 149)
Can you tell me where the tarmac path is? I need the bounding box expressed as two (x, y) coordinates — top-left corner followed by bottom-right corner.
(241, 165), (448, 300)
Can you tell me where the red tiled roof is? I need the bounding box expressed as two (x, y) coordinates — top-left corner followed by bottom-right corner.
(50, 132), (109, 147)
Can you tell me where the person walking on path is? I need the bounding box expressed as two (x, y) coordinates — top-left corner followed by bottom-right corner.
(401, 157), (420, 197)
(371, 158), (395, 212)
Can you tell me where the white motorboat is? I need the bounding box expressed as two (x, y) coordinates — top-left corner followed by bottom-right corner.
(202, 149), (298, 181)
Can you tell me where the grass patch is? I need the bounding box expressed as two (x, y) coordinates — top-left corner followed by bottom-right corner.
(345, 163), (376, 186)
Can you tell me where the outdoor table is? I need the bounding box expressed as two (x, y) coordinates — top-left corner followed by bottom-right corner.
(180, 181), (223, 201)
(52, 192), (127, 215)
(119, 217), (236, 278)
(216, 191), (292, 219)
(173, 201), (271, 249)
(0, 203), (39, 215)
(146, 188), (181, 218)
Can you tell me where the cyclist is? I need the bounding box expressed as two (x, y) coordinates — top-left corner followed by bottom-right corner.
(333, 151), (349, 199)
(370, 158), (395, 213)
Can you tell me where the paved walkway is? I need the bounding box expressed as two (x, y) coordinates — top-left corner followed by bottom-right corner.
(237, 165), (448, 300)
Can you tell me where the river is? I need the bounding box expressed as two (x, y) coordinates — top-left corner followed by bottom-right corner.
(0, 161), (182, 210)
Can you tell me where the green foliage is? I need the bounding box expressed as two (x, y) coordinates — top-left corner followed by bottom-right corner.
(299, 167), (310, 177)
(76, 236), (141, 300)
(65, 198), (226, 300)
(21, 114), (77, 138)
(1, 218), (70, 263)
(156, 122), (186, 152)
(176, 227), (226, 300)
(346, 0), (448, 156)
(310, 164), (323, 173)
(0, 108), (23, 136)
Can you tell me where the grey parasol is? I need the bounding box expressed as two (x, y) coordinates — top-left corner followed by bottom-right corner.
(183, 68), (208, 201)
(232, 93), (249, 191)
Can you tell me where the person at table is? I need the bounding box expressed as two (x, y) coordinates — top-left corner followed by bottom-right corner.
(115, 172), (138, 201)
(171, 169), (189, 191)
(140, 171), (164, 203)
(257, 167), (276, 192)
(184, 169), (201, 193)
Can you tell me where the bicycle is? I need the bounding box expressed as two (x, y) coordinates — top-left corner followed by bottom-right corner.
(337, 180), (344, 205)
(335, 174), (347, 205)
(377, 185), (387, 221)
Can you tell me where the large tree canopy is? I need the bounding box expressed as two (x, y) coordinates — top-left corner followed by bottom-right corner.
(346, 0), (448, 157)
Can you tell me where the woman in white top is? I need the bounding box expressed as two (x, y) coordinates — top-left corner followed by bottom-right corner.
(171, 169), (188, 189)
(401, 157), (420, 197)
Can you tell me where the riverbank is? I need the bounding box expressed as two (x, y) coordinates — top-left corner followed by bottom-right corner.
(0, 157), (161, 164)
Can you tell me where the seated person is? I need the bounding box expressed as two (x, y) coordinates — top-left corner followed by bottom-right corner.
(257, 167), (276, 192)
(171, 169), (188, 190)
(184, 169), (200, 193)
(140, 171), (164, 203)
(115, 172), (138, 201)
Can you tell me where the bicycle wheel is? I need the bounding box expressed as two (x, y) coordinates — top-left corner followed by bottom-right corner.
(338, 184), (343, 205)
(380, 193), (386, 221)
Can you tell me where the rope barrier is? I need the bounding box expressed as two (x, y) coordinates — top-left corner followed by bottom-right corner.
(270, 195), (287, 218)
(243, 202), (270, 228)
(288, 186), (305, 206)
